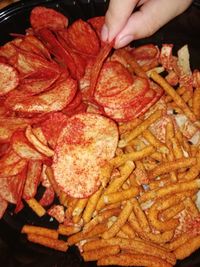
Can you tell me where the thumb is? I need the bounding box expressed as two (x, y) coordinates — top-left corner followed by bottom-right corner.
(101, 0), (138, 42)
(114, 0), (192, 48)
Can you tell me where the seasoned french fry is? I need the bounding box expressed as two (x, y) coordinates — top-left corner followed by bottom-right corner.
(148, 195), (180, 231)
(118, 110), (163, 147)
(146, 66), (165, 77)
(82, 245), (120, 261)
(150, 71), (196, 122)
(102, 186), (139, 206)
(166, 86), (186, 104)
(83, 208), (121, 233)
(58, 224), (81, 236)
(65, 198), (79, 223)
(166, 233), (190, 251)
(148, 157), (197, 180)
(171, 137), (183, 160)
(96, 161), (135, 211)
(97, 253), (173, 267)
(107, 161), (135, 193)
(179, 159), (200, 181)
(45, 166), (62, 197)
(166, 120), (175, 142)
(182, 90), (193, 103)
(128, 212), (141, 233)
(139, 179), (200, 203)
(67, 222), (108, 245)
(142, 129), (168, 154)
(83, 187), (104, 224)
(26, 198), (46, 217)
(188, 98), (193, 108)
(116, 230), (129, 238)
(193, 86), (200, 119)
(174, 235), (200, 260)
(83, 237), (175, 265)
(183, 197), (199, 217)
(72, 198), (88, 224)
(128, 212), (174, 244)
(121, 223), (135, 239)
(25, 125), (54, 157)
(165, 144), (178, 182)
(110, 145), (155, 167)
(119, 118), (142, 134)
(99, 162), (113, 188)
(102, 200), (133, 239)
(22, 225), (58, 239)
(148, 176), (174, 190)
(131, 198), (151, 233)
(133, 160), (148, 185)
(27, 234), (68, 252)
(145, 231), (174, 245)
(160, 202), (185, 221)
(59, 191), (70, 207)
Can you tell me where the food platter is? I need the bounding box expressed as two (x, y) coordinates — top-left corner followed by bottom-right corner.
(0, 0), (200, 267)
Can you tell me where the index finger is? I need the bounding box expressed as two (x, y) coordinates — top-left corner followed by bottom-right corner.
(102, 0), (138, 42)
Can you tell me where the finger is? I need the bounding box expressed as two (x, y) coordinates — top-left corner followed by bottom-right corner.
(114, 0), (192, 48)
(101, 0), (138, 42)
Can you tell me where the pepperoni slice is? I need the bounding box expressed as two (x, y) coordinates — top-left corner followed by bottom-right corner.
(19, 35), (51, 60)
(0, 117), (30, 142)
(87, 16), (105, 47)
(20, 70), (60, 95)
(95, 76), (149, 109)
(104, 88), (155, 122)
(39, 186), (55, 207)
(22, 160), (42, 200)
(0, 63), (19, 96)
(30, 6), (68, 31)
(87, 16), (105, 40)
(131, 44), (159, 60)
(40, 112), (69, 149)
(5, 76), (77, 114)
(63, 19), (100, 56)
(89, 43), (113, 97)
(11, 130), (47, 161)
(0, 171), (26, 204)
(103, 81), (164, 122)
(95, 61), (133, 97)
(52, 113), (118, 198)
(10, 50), (60, 77)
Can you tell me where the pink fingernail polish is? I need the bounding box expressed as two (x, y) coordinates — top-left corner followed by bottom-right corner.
(101, 24), (108, 42)
(115, 34), (134, 48)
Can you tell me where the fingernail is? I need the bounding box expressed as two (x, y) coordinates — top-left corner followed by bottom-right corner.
(101, 24), (108, 42)
(115, 34), (134, 48)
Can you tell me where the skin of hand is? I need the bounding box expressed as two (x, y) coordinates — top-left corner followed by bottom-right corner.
(101, 0), (193, 49)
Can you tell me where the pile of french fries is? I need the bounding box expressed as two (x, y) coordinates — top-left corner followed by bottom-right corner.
(21, 45), (200, 267)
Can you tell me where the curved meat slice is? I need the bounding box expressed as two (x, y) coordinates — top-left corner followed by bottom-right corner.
(53, 113), (118, 198)
(95, 76), (149, 108)
(30, 6), (68, 31)
(95, 61), (133, 97)
(5, 77), (77, 114)
(0, 63), (19, 96)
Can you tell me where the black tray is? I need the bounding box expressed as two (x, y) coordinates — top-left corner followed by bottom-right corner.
(0, 1), (200, 266)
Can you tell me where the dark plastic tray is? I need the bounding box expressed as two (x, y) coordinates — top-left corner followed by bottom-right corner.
(0, 1), (200, 266)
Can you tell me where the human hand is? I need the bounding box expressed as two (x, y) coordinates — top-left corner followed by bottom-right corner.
(101, 0), (192, 48)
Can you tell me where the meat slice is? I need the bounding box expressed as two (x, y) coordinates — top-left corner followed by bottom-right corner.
(52, 113), (118, 198)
